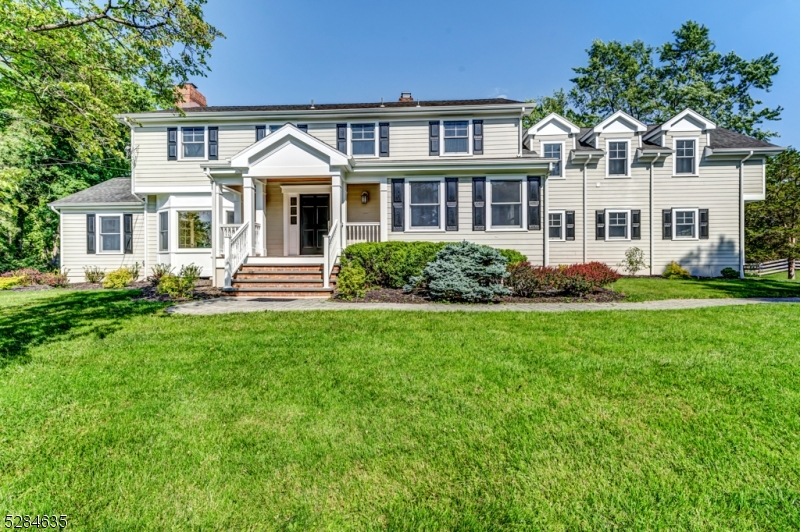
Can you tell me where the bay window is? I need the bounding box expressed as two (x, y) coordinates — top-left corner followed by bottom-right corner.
(178, 211), (212, 248)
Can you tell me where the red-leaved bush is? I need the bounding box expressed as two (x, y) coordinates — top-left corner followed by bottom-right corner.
(0, 268), (68, 287)
(507, 261), (620, 297)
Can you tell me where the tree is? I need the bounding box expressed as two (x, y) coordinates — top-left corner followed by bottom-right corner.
(746, 148), (800, 279)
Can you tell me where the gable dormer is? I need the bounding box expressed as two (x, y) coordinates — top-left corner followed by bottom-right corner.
(526, 113), (581, 177)
(644, 109), (716, 176)
(578, 111), (647, 178)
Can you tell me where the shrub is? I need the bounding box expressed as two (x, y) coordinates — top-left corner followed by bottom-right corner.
(84, 266), (105, 283)
(1, 268), (42, 285)
(103, 268), (134, 289)
(498, 248), (527, 266)
(156, 264), (201, 299)
(507, 262), (561, 297)
(0, 276), (24, 290)
(39, 272), (69, 288)
(663, 261), (692, 279)
(721, 267), (740, 279)
(126, 262), (141, 281)
(336, 264), (367, 300)
(507, 261), (621, 297)
(406, 241), (510, 302)
(619, 247), (649, 276)
(147, 263), (174, 287)
(342, 241), (448, 288)
(179, 263), (202, 285)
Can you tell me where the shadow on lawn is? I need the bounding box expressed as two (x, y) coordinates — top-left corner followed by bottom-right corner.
(0, 290), (163, 368)
(689, 278), (800, 298)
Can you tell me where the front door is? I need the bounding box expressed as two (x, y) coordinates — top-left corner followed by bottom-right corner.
(299, 194), (330, 255)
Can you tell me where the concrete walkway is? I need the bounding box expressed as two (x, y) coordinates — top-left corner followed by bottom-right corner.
(166, 296), (800, 316)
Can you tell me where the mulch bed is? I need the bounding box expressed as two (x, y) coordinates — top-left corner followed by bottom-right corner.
(336, 287), (625, 304)
(8, 279), (224, 302)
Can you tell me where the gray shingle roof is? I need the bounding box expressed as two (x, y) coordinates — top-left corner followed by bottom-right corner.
(49, 177), (142, 207)
(708, 128), (778, 149)
(157, 98), (522, 114)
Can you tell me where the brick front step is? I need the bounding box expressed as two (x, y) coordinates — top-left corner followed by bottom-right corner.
(221, 287), (333, 298)
(232, 279), (325, 289)
(239, 265), (324, 273)
(235, 272), (324, 281)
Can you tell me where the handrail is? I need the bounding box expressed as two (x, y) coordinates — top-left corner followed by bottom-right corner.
(223, 221), (250, 288)
(323, 219), (340, 289)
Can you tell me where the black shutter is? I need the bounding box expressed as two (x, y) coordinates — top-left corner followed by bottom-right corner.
(208, 126), (218, 160)
(663, 209), (672, 240)
(429, 121), (440, 156)
(699, 209), (709, 239)
(391, 179), (404, 231)
(297, 124), (308, 132)
(596, 210), (605, 240)
(379, 122), (390, 157)
(473, 120), (483, 155)
(445, 177), (458, 231)
(167, 127), (177, 160)
(86, 214), (96, 254)
(472, 177), (486, 231)
(256, 125), (266, 141)
(336, 124), (347, 153)
(631, 210), (641, 240)
(527, 176), (541, 230)
(124, 213), (133, 254)
(566, 211), (575, 240)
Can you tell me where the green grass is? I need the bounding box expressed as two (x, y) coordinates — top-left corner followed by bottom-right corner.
(1, 290), (800, 530)
(612, 276), (800, 302)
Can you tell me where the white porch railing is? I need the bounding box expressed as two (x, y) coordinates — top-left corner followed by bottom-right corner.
(323, 219), (341, 289)
(220, 223), (261, 257)
(224, 221), (250, 288)
(345, 222), (380, 246)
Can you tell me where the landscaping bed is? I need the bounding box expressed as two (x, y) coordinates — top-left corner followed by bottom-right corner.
(337, 286), (625, 304)
(5, 279), (223, 302)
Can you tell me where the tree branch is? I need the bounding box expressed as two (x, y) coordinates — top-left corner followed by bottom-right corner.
(27, 1), (169, 33)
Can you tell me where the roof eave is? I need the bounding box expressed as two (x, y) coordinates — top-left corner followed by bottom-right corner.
(705, 146), (785, 158)
(48, 201), (144, 209)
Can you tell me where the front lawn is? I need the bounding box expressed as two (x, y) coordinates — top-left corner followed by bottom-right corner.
(1, 290), (799, 530)
(612, 276), (800, 302)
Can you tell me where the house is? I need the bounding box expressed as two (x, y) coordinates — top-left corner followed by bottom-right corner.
(49, 86), (784, 296)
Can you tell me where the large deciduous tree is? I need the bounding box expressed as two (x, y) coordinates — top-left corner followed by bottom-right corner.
(0, 0), (222, 270)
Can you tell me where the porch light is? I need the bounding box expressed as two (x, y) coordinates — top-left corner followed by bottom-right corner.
(361, 191), (370, 204)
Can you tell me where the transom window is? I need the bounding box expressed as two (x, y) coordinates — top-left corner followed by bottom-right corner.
(608, 141), (628, 176)
(443, 121), (469, 154)
(674, 209), (697, 239)
(676, 139), (696, 174)
(490, 180), (522, 228)
(607, 211), (629, 239)
(544, 143), (563, 177)
(178, 211), (212, 248)
(409, 181), (440, 229)
(351, 124), (376, 156)
(182, 127), (205, 158)
(549, 212), (564, 240)
(99, 215), (122, 253)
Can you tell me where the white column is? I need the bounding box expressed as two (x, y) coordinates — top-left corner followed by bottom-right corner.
(211, 180), (219, 261)
(341, 180), (348, 248)
(332, 174), (343, 248)
(543, 176), (549, 267)
(255, 179), (266, 256)
(379, 178), (389, 242)
(243, 175), (255, 254)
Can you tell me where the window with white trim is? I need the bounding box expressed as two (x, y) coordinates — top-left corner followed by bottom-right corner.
(543, 143), (563, 177)
(676, 139), (696, 174)
(99, 214), (122, 253)
(443, 121), (469, 154)
(490, 180), (523, 228)
(351, 124), (376, 156)
(158, 211), (169, 251)
(181, 127), (205, 158)
(408, 181), (441, 229)
(178, 211), (212, 248)
(549, 211), (565, 240)
(607, 211), (629, 239)
(608, 141), (628, 176)
(674, 209), (697, 239)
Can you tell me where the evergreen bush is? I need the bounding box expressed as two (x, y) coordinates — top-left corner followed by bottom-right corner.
(147, 264), (174, 287)
(103, 268), (134, 289)
(663, 261), (692, 279)
(498, 248), (527, 266)
(336, 264), (367, 300)
(720, 267), (739, 279)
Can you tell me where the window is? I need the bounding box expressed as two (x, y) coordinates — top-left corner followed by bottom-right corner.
(549, 211), (565, 240)
(608, 141), (628, 176)
(99, 215), (122, 253)
(443, 121), (469, 154)
(607, 211), (629, 239)
(674, 209), (697, 239)
(490, 180), (522, 228)
(158, 211), (169, 251)
(269, 125), (282, 133)
(289, 197), (297, 226)
(351, 124), (376, 156)
(544, 143), (563, 177)
(408, 181), (440, 229)
(181, 127), (205, 158)
(225, 211), (235, 224)
(178, 211), (212, 248)
(676, 139), (696, 174)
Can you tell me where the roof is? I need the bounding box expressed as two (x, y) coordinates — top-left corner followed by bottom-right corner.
(709, 129), (778, 149)
(153, 98), (522, 114)
(49, 177), (142, 207)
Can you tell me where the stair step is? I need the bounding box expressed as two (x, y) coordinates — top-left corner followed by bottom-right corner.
(222, 286), (333, 298)
(233, 280), (324, 288)
(235, 272), (324, 280)
(240, 265), (323, 272)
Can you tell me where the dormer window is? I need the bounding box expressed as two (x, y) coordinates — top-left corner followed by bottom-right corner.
(443, 121), (469, 154)
(675, 139), (696, 175)
(182, 127), (205, 158)
(543, 143), (563, 177)
(607, 140), (629, 177)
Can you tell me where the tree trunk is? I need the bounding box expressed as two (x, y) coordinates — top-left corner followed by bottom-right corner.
(789, 257), (796, 280)
(14, 206), (26, 261)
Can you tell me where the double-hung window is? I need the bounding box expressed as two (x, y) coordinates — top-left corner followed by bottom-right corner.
(99, 214), (122, 253)
(608, 141), (628, 176)
(351, 124), (376, 156)
(549, 211), (565, 240)
(607, 211), (629, 239)
(543, 143), (563, 177)
(408, 181), (441, 229)
(443, 121), (469, 154)
(182, 127), (205, 158)
(178, 211), (212, 248)
(675, 139), (696, 175)
(674, 209), (697, 239)
(158, 211), (169, 251)
(490, 180), (523, 228)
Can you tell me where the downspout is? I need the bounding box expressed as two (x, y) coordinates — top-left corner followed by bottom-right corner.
(649, 153), (661, 276)
(739, 150), (754, 278)
(581, 154), (594, 263)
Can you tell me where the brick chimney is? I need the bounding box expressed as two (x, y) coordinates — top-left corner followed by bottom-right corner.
(398, 92), (414, 102)
(176, 83), (207, 108)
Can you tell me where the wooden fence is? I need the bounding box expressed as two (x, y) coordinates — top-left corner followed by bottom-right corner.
(744, 259), (796, 276)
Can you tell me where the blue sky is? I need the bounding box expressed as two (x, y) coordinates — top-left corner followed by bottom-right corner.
(199, 0), (799, 146)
